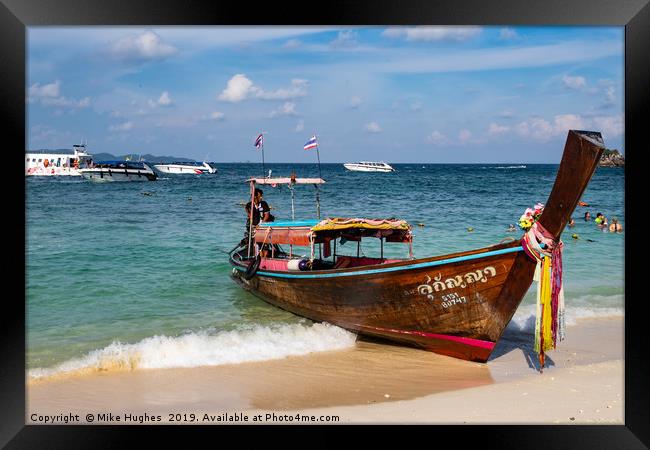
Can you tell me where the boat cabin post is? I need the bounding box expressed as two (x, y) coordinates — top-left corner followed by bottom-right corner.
(245, 176), (327, 260)
(247, 180), (256, 258)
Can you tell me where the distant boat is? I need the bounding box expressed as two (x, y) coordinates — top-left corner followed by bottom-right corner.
(79, 160), (157, 182)
(343, 161), (395, 172)
(25, 143), (92, 177)
(153, 161), (217, 175)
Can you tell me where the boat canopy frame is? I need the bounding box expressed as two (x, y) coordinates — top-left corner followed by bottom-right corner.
(246, 175), (326, 257)
(254, 217), (414, 261)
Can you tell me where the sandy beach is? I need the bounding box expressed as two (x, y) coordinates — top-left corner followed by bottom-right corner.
(26, 316), (623, 425)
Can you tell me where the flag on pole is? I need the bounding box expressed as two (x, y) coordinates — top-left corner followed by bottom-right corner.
(254, 133), (264, 149)
(304, 135), (318, 150)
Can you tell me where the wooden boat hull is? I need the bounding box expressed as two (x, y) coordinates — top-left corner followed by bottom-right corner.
(229, 130), (604, 363)
(231, 241), (533, 362)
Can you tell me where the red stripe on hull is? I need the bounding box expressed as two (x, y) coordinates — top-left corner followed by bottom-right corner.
(355, 324), (495, 362)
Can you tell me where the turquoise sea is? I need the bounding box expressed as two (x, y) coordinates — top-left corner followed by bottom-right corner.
(26, 163), (624, 377)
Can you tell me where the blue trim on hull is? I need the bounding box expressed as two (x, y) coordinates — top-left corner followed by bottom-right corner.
(233, 245), (524, 279)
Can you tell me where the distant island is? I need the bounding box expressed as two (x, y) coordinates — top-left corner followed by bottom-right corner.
(599, 149), (625, 167)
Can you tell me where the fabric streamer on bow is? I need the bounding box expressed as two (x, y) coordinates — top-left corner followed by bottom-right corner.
(521, 221), (565, 372)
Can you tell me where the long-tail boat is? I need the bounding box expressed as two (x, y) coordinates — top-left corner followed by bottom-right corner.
(229, 130), (604, 364)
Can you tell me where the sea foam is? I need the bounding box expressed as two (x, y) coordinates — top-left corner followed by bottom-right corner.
(510, 301), (623, 332)
(29, 322), (357, 381)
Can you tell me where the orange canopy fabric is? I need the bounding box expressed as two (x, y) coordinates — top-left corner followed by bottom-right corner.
(254, 226), (313, 246)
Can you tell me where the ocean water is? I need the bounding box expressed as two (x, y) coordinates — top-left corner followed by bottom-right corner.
(25, 163), (624, 378)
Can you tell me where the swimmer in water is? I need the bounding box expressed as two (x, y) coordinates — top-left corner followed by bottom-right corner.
(609, 217), (623, 232)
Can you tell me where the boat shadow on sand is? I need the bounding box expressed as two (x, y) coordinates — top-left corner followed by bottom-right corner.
(488, 315), (554, 371)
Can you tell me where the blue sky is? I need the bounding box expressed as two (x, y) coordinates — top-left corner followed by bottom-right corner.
(27, 26), (624, 163)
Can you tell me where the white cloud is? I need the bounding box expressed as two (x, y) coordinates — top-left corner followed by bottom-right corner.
(513, 113), (623, 141)
(383, 26), (482, 42)
(458, 129), (473, 143)
(256, 79), (309, 100)
(553, 114), (586, 133)
(330, 30), (359, 48)
(593, 115), (624, 138)
(269, 102), (298, 118)
(28, 80), (90, 108)
(210, 111), (225, 121)
(218, 74), (255, 103)
(562, 75), (587, 90)
(427, 130), (448, 145)
(366, 41), (621, 74)
(283, 39), (302, 49)
(110, 121), (133, 132)
(410, 101), (423, 111)
(109, 30), (177, 62)
(29, 80), (61, 98)
(295, 119), (304, 132)
(499, 28), (519, 40)
(364, 122), (382, 133)
(218, 75), (308, 103)
(488, 123), (510, 135)
(157, 91), (173, 106)
(515, 117), (554, 140)
(349, 96), (362, 108)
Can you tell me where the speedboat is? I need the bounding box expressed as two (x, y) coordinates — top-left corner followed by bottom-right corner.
(343, 161), (395, 172)
(152, 161), (217, 175)
(229, 130), (604, 368)
(79, 160), (158, 182)
(25, 143), (93, 177)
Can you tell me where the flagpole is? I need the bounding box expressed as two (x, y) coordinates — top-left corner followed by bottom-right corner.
(262, 141), (265, 179)
(316, 145), (322, 180)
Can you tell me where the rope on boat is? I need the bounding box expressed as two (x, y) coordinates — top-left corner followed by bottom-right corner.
(521, 222), (565, 372)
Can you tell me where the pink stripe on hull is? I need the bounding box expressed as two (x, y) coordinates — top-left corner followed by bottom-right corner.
(359, 325), (495, 350)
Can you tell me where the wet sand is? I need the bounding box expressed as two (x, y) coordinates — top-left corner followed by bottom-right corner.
(27, 316), (623, 424)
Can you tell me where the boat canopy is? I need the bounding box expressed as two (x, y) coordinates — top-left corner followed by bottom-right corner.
(311, 217), (412, 243)
(254, 218), (412, 245)
(312, 218), (410, 232)
(255, 222), (314, 246)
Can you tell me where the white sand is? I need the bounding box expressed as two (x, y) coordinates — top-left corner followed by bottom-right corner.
(27, 316), (623, 425)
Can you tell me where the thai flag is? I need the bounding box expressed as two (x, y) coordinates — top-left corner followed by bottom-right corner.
(304, 135), (318, 150)
(254, 133), (263, 149)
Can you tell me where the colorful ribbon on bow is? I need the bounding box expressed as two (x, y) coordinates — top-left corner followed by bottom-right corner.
(521, 221), (565, 371)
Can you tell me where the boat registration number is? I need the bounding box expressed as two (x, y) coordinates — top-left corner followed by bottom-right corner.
(441, 292), (467, 308)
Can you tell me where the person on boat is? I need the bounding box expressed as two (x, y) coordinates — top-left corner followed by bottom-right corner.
(242, 188), (274, 256)
(609, 217), (623, 233)
(245, 188), (273, 224)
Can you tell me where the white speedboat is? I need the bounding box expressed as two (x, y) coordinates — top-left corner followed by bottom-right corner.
(153, 161), (217, 175)
(343, 161), (395, 172)
(25, 143), (93, 176)
(79, 160), (158, 182)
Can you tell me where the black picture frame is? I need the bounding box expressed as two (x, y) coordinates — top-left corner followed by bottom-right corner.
(4, 0), (647, 447)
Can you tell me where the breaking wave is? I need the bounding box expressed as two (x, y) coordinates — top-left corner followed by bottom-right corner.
(28, 322), (357, 382)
